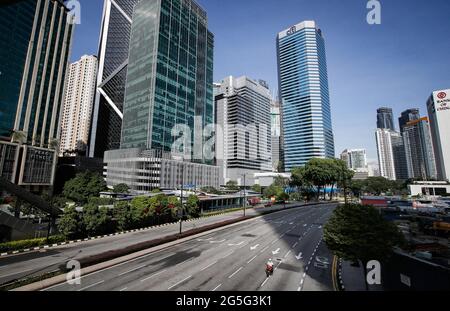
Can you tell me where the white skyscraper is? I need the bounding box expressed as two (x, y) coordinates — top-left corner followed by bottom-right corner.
(427, 89), (450, 181)
(215, 76), (272, 186)
(375, 129), (397, 181)
(60, 55), (98, 155)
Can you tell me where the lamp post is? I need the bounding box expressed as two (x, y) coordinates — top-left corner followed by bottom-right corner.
(179, 162), (184, 235)
(242, 174), (247, 217)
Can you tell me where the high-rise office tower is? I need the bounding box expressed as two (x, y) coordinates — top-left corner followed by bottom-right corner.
(215, 76), (272, 186)
(402, 116), (437, 180)
(60, 55), (98, 156)
(277, 21), (335, 171)
(0, 0), (74, 189)
(271, 100), (282, 172)
(104, 0), (218, 192)
(427, 89), (450, 181)
(375, 129), (397, 180)
(377, 107), (395, 131)
(89, 0), (140, 158)
(399, 108), (420, 133)
(390, 131), (409, 180)
(340, 149), (367, 170)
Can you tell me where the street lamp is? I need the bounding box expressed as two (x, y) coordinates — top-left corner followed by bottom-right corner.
(242, 174), (247, 217)
(179, 161), (184, 235)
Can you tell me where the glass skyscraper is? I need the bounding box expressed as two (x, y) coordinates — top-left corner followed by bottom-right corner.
(89, 0), (141, 158)
(377, 107), (395, 131)
(104, 0), (218, 192)
(276, 21), (334, 171)
(0, 0), (74, 188)
(121, 0), (214, 162)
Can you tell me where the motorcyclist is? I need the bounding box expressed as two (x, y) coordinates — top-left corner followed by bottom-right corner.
(266, 258), (274, 275)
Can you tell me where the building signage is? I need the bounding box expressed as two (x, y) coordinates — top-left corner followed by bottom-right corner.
(435, 91), (450, 112)
(287, 26), (297, 36)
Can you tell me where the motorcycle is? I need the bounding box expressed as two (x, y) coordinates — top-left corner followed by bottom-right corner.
(265, 264), (274, 277)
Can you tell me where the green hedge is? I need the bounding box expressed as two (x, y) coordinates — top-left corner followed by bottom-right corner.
(0, 235), (66, 253)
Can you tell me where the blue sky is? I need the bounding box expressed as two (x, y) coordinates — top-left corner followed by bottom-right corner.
(71, 0), (450, 162)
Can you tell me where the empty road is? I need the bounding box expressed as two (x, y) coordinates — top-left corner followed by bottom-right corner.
(43, 203), (336, 291)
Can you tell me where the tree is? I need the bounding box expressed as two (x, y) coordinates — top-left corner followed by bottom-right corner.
(58, 206), (82, 239)
(82, 204), (111, 237)
(276, 161), (284, 173)
(11, 130), (27, 145)
(251, 184), (262, 194)
(274, 176), (289, 188)
(130, 196), (154, 227)
(364, 177), (391, 195)
(334, 159), (354, 203)
(113, 183), (130, 194)
(276, 191), (289, 203)
(303, 158), (334, 200)
(151, 188), (162, 194)
(225, 181), (239, 192)
(349, 180), (365, 198)
(185, 195), (200, 218)
(63, 171), (107, 205)
(264, 184), (282, 199)
(323, 204), (405, 289)
(48, 138), (60, 150)
(113, 201), (133, 231)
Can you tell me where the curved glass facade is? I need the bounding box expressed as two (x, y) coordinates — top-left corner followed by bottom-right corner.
(277, 21), (334, 171)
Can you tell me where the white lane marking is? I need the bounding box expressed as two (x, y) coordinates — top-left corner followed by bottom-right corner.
(228, 267), (243, 279)
(140, 269), (167, 282)
(119, 287), (127, 292)
(221, 251), (234, 259)
(0, 268), (33, 278)
(297, 286), (301, 291)
(250, 244), (260, 250)
(295, 252), (303, 260)
(303, 272), (306, 278)
(300, 279), (304, 285)
(118, 264), (146, 276)
(197, 238), (213, 242)
(272, 248), (281, 255)
(284, 250), (291, 258)
(212, 284), (222, 291)
(260, 246), (269, 253)
(228, 241), (244, 246)
(292, 242), (298, 248)
(260, 277), (269, 288)
(210, 240), (226, 244)
(168, 275), (192, 290)
(271, 239), (278, 245)
(247, 255), (258, 264)
(176, 258), (193, 266)
(200, 261), (217, 272)
(78, 280), (105, 291)
(304, 224), (307, 227)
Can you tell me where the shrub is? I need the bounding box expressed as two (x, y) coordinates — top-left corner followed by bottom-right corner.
(0, 236), (66, 253)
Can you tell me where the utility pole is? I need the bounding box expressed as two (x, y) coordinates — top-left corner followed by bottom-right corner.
(243, 174), (246, 217)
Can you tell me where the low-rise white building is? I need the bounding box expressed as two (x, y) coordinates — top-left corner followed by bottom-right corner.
(408, 181), (450, 196)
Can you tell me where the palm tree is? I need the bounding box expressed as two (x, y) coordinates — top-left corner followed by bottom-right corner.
(49, 138), (60, 151)
(11, 130), (27, 145)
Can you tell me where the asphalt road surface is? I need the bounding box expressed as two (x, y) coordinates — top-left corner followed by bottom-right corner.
(0, 202), (319, 285)
(43, 203), (336, 291)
